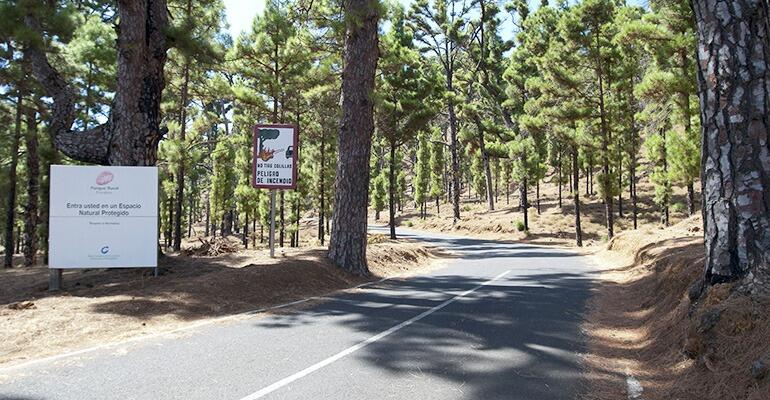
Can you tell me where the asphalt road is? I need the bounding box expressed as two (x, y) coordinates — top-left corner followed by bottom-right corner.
(0, 228), (596, 400)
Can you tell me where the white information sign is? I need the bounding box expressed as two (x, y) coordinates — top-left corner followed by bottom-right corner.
(49, 165), (158, 268)
(252, 124), (298, 189)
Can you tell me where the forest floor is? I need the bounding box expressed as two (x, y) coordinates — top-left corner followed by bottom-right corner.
(0, 233), (444, 368)
(393, 171), (697, 248)
(583, 216), (770, 400)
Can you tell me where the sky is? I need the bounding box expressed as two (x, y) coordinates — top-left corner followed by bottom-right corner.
(223, 0), (267, 38)
(223, 0), (649, 39)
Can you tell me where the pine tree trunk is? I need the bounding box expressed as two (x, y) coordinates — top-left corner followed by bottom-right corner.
(24, 0), (168, 166)
(475, 117), (495, 211)
(3, 92), (22, 268)
(243, 211), (249, 248)
(167, 197), (174, 246)
(16, 226), (21, 255)
(187, 191), (194, 238)
(41, 149), (60, 265)
(328, 0), (379, 276)
(448, 93), (461, 221)
(494, 165), (499, 204)
(558, 153), (562, 208)
(573, 148), (583, 247)
(23, 106), (39, 267)
(631, 159), (638, 229)
(597, 47), (614, 239)
(173, 57), (190, 251)
(388, 141), (397, 240)
(687, 182), (695, 216)
(319, 128), (326, 245)
(521, 178), (529, 232)
(536, 180), (541, 215)
(205, 196), (210, 237)
(661, 129), (670, 227)
(618, 157), (623, 218)
(694, 0), (770, 287)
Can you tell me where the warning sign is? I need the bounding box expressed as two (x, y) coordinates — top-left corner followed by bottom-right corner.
(252, 124), (298, 189)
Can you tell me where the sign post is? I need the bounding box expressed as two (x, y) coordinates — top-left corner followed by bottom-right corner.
(269, 190), (276, 257)
(48, 165), (159, 289)
(252, 124), (298, 257)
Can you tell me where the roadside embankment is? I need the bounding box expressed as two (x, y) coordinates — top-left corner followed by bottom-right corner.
(583, 216), (770, 400)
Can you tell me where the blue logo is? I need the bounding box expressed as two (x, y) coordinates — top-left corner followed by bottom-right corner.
(100, 246), (110, 255)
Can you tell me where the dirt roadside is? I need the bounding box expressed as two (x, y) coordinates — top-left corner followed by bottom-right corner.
(0, 237), (445, 368)
(581, 216), (770, 400)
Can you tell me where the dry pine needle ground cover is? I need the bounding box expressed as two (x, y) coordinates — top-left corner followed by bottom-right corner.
(583, 216), (770, 400)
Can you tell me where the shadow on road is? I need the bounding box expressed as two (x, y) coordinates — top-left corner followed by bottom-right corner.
(250, 231), (603, 399)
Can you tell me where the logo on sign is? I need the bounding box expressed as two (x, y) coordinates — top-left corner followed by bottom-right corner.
(96, 171), (114, 186)
(100, 246), (110, 254)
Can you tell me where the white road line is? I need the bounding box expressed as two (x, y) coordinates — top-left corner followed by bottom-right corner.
(626, 369), (644, 399)
(0, 274), (402, 374)
(238, 270), (511, 400)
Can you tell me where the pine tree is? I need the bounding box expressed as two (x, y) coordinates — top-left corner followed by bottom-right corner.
(694, 0), (770, 288)
(328, 0), (380, 275)
(376, 3), (439, 238)
(557, 0), (619, 239)
(428, 128), (446, 213)
(409, 0), (472, 222)
(413, 131), (431, 218)
(20, 0), (169, 165)
(167, 0), (226, 251)
(210, 139), (236, 235)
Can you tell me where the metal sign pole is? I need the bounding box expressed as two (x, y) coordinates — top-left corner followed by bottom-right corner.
(49, 268), (62, 291)
(269, 189), (276, 257)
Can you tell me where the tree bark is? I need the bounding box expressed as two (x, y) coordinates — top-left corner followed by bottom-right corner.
(24, 0), (168, 166)
(243, 211), (249, 249)
(618, 154), (623, 218)
(187, 178), (195, 238)
(3, 92), (22, 268)
(631, 155), (638, 229)
(388, 141), (397, 240)
(167, 196), (174, 246)
(205, 194), (210, 237)
(521, 178), (529, 232)
(558, 151), (562, 208)
(596, 36), (614, 239)
(173, 57), (191, 251)
(328, 0), (379, 276)
(573, 148), (583, 247)
(660, 129), (670, 226)
(474, 116), (495, 211)
(694, 0), (770, 288)
(23, 105), (39, 267)
(448, 102), (461, 221)
(319, 130), (326, 245)
(687, 182), (695, 216)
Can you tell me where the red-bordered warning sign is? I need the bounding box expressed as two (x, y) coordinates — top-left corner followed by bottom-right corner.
(252, 124), (299, 189)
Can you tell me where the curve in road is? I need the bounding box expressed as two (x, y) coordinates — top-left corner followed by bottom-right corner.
(0, 228), (597, 400)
